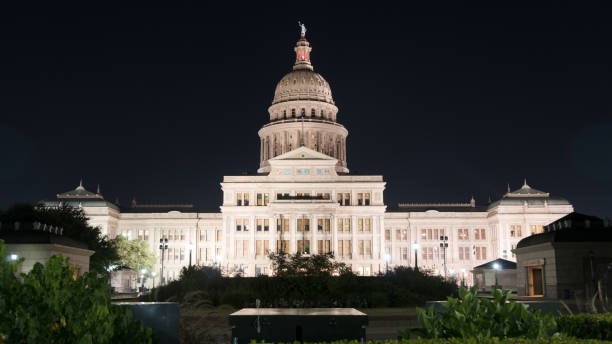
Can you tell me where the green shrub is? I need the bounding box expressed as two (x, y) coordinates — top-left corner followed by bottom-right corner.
(0, 240), (152, 343)
(558, 313), (612, 340)
(221, 290), (255, 308)
(402, 286), (557, 339)
(250, 339), (612, 344)
(251, 338), (610, 344)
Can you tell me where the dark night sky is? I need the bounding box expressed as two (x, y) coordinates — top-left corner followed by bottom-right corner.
(1, 2), (611, 217)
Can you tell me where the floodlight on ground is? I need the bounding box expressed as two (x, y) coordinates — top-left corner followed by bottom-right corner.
(9, 254), (18, 261)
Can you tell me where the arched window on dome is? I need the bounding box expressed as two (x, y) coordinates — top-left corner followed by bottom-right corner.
(283, 110), (287, 119)
(311, 108), (315, 117)
(301, 108), (305, 117)
(321, 110), (325, 119)
(291, 109), (296, 118)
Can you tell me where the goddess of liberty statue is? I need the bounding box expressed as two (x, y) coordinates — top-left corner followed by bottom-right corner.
(298, 21), (306, 36)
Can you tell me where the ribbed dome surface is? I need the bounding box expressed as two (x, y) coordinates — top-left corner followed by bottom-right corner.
(272, 70), (334, 105)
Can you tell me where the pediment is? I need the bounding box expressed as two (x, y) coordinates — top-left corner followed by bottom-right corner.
(269, 147), (337, 162)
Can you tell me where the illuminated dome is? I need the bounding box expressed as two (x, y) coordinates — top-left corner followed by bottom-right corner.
(272, 70), (334, 105)
(259, 28), (348, 173)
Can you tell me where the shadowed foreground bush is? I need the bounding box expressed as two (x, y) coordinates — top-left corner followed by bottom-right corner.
(558, 313), (612, 341)
(247, 339), (612, 344)
(0, 240), (153, 344)
(402, 287), (556, 339)
(142, 264), (457, 308)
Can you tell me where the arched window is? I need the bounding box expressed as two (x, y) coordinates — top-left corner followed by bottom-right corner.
(301, 108), (305, 116)
(311, 108), (316, 117)
(283, 110), (287, 119)
(321, 110), (325, 118)
(291, 109), (296, 117)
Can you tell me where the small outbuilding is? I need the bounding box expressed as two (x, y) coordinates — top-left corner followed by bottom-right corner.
(0, 221), (94, 275)
(513, 213), (612, 299)
(472, 258), (517, 292)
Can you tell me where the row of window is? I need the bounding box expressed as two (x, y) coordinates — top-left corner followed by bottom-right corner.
(457, 228), (487, 241)
(233, 239), (372, 257)
(199, 229), (223, 242)
(236, 193), (271, 206)
(197, 247), (222, 262)
(420, 246), (487, 261)
(235, 218), (366, 232)
(235, 192), (372, 206)
(279, 168), (332, 175)
(509, 224), (544, 237)
(385, 229), (409, 241)
(279, 108), (329, 120)
(132, 229), (186, 241)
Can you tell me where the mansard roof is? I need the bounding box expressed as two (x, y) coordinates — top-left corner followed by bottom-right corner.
(487, 180), (570, 209)
(57, 180), (103, 200)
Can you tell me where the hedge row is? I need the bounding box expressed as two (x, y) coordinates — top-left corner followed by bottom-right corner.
(558, 313), (612, 341)
(250, 338), (612, 344)
(145, 266), (458, 308)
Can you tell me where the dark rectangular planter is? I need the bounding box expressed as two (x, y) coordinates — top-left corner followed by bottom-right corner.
(229, 308), (368, 344)
(114, 302), (180, 344)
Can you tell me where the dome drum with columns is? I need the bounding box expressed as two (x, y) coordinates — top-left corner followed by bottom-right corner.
(258, 30), (348, 173)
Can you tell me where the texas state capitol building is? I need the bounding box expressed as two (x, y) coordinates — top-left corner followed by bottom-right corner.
(44, 29), (574, 286)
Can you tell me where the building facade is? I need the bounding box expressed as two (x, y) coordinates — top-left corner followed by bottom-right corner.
(43, 30), (573, 287)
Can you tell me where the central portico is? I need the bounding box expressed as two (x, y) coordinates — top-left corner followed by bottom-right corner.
(221, 147), (386, 276)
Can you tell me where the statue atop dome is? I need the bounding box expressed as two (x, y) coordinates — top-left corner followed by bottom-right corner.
(298, 21), (306, 37)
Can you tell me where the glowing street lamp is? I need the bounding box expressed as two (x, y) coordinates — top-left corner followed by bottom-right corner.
(460, 268), (466, 286)
(9, 254), (18, 261)
(151, 271), (157, 289)
(140, 269), (147, 291)
(384, 253), (391, 273)
(412, 242), (420, 271)
(187, 243), (193, 267)
(493, 262), (501, 289)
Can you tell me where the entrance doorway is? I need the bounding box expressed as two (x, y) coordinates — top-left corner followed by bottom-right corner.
(528, 266), (544, 296)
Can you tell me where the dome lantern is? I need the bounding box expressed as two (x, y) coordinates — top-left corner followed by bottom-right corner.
(294, 23), (313, 71)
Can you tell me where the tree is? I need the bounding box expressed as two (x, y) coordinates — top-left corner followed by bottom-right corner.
(268, 252), (352, 277)
(113, 235), (156, 273)
(0, 203), (118, 274)
(0, 240), (152, 343)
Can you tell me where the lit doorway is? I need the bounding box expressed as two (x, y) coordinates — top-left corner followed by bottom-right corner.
(528, 266), (544, 296)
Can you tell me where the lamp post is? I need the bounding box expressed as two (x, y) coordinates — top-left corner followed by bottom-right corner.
(159, 238), (168, 285)
(460, 268), (466, 287)
(151, 271), (157, 289)
(440, 235), (448, 279)
(140, 268), (146, 291)
(215, 255), (223, 273)
(188, 243), (193, 267)
(413, 242), (419, 271)
(493, 262), (501, 290)
(384, 253), (391, 273)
